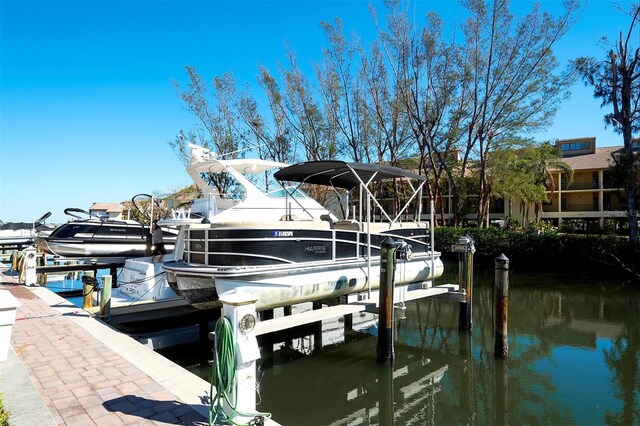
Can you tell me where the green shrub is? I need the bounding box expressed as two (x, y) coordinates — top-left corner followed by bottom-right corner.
(0, 392), (9, 426)
(434, 227), (638, 276)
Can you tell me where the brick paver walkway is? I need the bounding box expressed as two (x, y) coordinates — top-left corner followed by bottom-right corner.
(2, 272), (209, 425)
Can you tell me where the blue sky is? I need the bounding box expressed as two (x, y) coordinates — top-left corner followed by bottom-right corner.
(0, 0), (634, 224)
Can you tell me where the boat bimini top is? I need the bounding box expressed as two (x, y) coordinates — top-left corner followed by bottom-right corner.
(274, 160), (427, 224)
(274, 160), (425, 190)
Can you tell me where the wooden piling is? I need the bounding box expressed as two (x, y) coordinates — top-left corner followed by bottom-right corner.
(455, 237), (475, 332)
(377, 237), (397, 364)
(36, 253), (45, 285)
(494, 254), (509, 358)
(82, 271), (95, 309)
(100, 275), (112, 320)
(109, 265), (118, 288)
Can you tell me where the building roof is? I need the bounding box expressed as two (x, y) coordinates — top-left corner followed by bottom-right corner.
(559, 146), (623, 171)
(89, 202), (123, 213)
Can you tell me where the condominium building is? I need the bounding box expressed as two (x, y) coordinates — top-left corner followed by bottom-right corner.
(542, 137), (627, 231)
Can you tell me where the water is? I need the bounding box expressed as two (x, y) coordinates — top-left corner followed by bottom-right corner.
(169, 264), (640, 426)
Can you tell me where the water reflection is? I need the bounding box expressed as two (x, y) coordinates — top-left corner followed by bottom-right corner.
(252, 267), (640, 425)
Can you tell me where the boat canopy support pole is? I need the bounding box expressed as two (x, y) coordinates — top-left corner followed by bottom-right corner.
(431, 200), (435, 285)
(391, 180), (426, 224)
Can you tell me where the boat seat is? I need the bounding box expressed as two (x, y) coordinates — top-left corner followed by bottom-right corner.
(334, 220), (361, 231)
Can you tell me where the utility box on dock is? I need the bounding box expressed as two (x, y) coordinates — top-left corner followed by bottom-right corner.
(215, 289), (260, 423)
(23, 246), (37, 286)
(0, 290), (21, 362)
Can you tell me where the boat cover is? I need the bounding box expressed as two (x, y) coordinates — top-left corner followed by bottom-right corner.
(274, 161), (425, 190)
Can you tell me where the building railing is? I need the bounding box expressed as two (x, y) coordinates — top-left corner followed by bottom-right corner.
(542, 203), (632, 213)
(563, 204), (598, 212)
(564, 182), (598, 190)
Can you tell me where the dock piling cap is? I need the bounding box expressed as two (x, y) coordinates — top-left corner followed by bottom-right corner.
(218, 288), (258, 306)
(495, 253), (509, 267)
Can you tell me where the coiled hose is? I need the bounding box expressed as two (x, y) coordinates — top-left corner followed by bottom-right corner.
(209, 317), (271, 426)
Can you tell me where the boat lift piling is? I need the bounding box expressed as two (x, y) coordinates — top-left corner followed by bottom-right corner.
(100, 275), (112, 321)
(377, 237), (397, 364)
(453, 236), (475, 332)
(494, 254), (509, 358)
(82, 271), (95, 309)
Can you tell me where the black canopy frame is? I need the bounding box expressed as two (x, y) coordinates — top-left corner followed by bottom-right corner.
(274, 160), (426, 224)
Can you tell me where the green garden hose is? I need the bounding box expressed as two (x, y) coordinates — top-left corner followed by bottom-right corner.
(209, 316), (271, 426)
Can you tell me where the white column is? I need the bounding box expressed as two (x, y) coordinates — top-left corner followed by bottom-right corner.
(218, 289), (260, 421)
(557, 172), (563, 228)
(599, 170), (604, 229)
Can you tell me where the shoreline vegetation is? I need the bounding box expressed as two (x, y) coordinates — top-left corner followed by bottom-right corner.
(435, 227), (640, 279)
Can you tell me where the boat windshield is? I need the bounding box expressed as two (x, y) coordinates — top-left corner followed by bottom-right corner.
(266, 185), (313, 200)
(50, 224), (95, 238)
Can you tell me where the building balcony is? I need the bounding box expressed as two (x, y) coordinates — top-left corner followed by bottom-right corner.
(563, 204), (598, 212)
(564, 182), (599, 190)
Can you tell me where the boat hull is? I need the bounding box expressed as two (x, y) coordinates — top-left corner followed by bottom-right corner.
(37, 238), (175, 258)
(164, 253), (443, 310)
(36, 219), (177, 258)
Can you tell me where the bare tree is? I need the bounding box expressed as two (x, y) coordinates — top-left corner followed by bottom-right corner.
(574, 4), (640, 243)
(458, 0), (581, 226)
(172, 66), (245, 195)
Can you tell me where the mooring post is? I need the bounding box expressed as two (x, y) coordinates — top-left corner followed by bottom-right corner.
(452, 236), (475, 331)
(36, 252), (45, 285)
(100, 275), (112, 320)
(110, 264), (118, 288)
(377, 237), (397, 364)
(10, 250), (18, 271)
(218, 289), (260, 422)
(494, 254), (509, 358)
(82, 271), (94, 309)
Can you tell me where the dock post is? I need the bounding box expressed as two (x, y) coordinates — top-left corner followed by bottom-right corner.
(452, 236), (475, 331)
(216, 289), (260, 423)
(110, 264), (118, 288)
(100, 275), (112, 320)
(10, 250), (18, 271)
(494, 254), (509, 358)
(36, 252), (45, 285)
(82, 271), (95, 309)
(377, 237), (397, 364)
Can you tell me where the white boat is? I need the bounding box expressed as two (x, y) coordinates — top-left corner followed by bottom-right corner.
(36, 208), (178, 258)
(163, 160), (444, 310)
(0, 212), (53, 246)
(116, 145), (332, 301)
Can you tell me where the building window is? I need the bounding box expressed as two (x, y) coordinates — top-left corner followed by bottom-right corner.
(592, 172), (599, 189)
(560, 141), (590, 152)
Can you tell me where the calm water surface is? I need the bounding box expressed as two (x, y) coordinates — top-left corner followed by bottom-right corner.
(232, 265), (638, 425)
